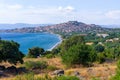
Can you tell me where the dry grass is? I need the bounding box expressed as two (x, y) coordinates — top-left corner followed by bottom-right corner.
(65, 63), (117, 80)
(0, 57), (117, 80)
(23, 57), (64, 69)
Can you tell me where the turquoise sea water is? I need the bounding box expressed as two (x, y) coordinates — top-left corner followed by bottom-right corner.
(0, 33), (61, 54)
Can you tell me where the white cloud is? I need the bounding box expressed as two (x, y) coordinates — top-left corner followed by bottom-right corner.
(7, 4), (23, 10)
(65, 6), (74, 11)
(105, 10), (120, 19)
(58, 6), (63, 10)
(0, 3), (23, 10)
(0, 2), (120, 24)
(58, 6), (75, 12)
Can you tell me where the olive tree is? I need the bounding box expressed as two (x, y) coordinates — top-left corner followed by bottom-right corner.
(0, 40), (24, 65)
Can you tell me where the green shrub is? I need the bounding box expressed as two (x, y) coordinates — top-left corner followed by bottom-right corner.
(54, 75), (79, 80)
(27, 47), (44, 58)
(61, 44), (96, 67)
(60, 35), (97, 67)
(24, 61), (47, 69)
(91, 77), (100, 80)
(13, 73), (35, 80)
(60, 35), (85, 53)
(13, 73), (79, 80)
(13, 73), (53, 80)
(47, 65), (58, 71)
(45, 54), (55, 58)
(97, 53), (105, 63)
(110, 60), (120, 80)
(95, 44), (105, 52)
(0, 40), (24, 65)
(111, 75), (120, 80)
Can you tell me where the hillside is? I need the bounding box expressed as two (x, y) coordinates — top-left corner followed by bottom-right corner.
(0, 57), (117, 80)
(0, 21), (110, 34)
(44, 21), (107, 33)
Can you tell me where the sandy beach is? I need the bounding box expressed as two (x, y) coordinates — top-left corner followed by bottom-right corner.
(47, 34), (62, 51)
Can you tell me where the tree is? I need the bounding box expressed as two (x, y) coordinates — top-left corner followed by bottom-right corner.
(60, 35), (85, 54)
(28, 47), (45, 58)
(60, 35), (96, 67)
(61, 44), (96, 66)
(95, 44), (105, 52)
(0, 40), (24, 65)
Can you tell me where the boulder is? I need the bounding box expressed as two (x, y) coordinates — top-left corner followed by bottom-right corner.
(0, 66), (5, 71)
(78, 76), (86, 80)
(17, 67), (27, 73)
(87, 68), (93, 72)
(5, 66), (17, 75)
(52, 70), (64, 76)
(74, 71), (80, 76)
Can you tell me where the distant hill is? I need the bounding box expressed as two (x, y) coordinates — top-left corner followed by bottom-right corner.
(43, 21), (108, 33)
(0, 23), (51, 29)
(0, 21), (111, 34)
(101, 25), (120, 28)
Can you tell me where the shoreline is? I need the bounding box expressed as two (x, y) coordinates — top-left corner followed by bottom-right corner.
(47, 34), (62, 51)
(1, 32), (63, 52)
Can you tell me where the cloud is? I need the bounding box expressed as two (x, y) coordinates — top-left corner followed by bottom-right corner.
(105, 10), (120, 19)
(0, 2), (120, 24)
(7, 4), (23, 10)
(58, 6), (75, 12)
(0, 3), (23, 10)
(65, 6), (74, 11)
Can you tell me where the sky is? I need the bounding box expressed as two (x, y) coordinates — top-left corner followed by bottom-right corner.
(0, 0), (120, 24)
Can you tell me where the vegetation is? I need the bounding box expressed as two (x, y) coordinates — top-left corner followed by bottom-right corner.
(62, 44), (96, 66)
(55, 75), (79, 80)
(45, 53), (55, 58)
(47, 65), (58, 71)
(27, 47), (45, 58)
(13, 73), (79, 80)
(1, 29), (120, 80)
(24, 61), (47, 69)
(95, 44), (105, 52)
(91, 77), (100, 80)
(0, 40), (24, 65)
(110, 60), (120, 80)
(60, 35), (85, 54)
(60, 35), (96, 67)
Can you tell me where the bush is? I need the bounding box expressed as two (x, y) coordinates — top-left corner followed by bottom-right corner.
(24, 61), (47, 69)
(60, 35), (85, 54)
(47, 65), (58, 71)
(91, 77), (100, 80)
(54, 75), (79, 80)
(13, 73), (53, 80)
(61, 44), (96, 67)
(27, 47), (44, 58)
(45, 54), (55, 59)
(95, 44), (105, 52)
(60, 35), (96, 67)
(110, 60), (120, 80)
(13, 73), (79, 80)
(97, 53), (105, 63)
(13, 73), (35, 80)
(0, 40), (24, 65)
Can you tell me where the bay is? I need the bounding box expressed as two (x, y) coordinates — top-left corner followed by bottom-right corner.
(0, 33), (61, 54)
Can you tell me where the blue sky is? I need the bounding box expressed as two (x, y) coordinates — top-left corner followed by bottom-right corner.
(0, 0), (120, 24)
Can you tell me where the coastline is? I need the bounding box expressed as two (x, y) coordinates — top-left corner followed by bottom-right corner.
(1, 32), (63, 52)
(47, 34), (62, 51)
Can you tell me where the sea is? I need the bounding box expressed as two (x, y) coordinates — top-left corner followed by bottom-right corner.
(0, 33), (61, 54)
